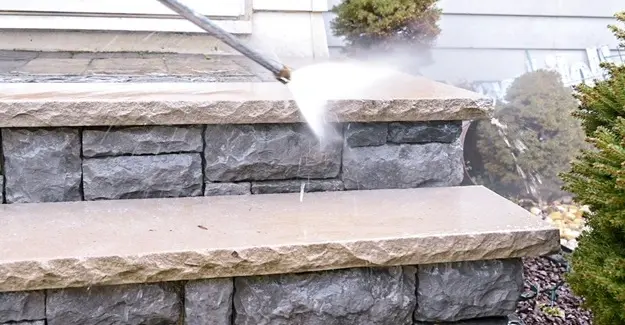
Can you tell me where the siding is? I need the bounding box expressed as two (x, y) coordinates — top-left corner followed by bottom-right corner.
(324, 0), (623, 87)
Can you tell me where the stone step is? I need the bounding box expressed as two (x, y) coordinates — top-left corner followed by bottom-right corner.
(0, 185), (559, 293)
(0, 77), (492, 128)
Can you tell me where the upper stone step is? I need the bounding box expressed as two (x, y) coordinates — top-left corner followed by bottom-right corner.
(0, 185), (558, 293)
(0, 75), (493, 128)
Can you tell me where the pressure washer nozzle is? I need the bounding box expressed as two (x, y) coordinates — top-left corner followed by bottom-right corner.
(275, 66), (292, 84)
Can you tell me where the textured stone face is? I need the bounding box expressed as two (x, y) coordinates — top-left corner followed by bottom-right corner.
(0, 82), (494, 128)
(0, 176), (3, 204)
(233, 266), (416, 325)
(388, 121), (462, 144)
(0, 291), (45, 323)
(342, 141), (464, 190)
(185, 278), (234, 325)
(46, 283), (181, 325)
(204, 124), (342, 182)
(251, 179), (344, 194)
(344, 123), (388, 147)
(82, 125), (203, 157)
(83, 153), (203, 200)
(204, 183), (251, 196)
(1, 128), (81, 203)
(414, 259), (524, 322)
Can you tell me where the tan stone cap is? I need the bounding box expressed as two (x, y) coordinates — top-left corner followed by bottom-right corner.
(0, 78), (493, 128)
(0, 186), (557, 292)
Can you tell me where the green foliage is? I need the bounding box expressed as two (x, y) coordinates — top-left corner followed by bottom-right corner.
(330, 0), (441, 56)
(471, 70), (586, 202)
(560, 12), (625, 325)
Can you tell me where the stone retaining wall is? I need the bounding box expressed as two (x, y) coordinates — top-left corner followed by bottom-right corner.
(0, 259), (521, 325)
(0, 121), (463, 204)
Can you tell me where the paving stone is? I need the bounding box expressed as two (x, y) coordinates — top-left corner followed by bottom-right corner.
(234, 266), (415, 325)
(251, 179), (344, 194)
(204, 124), (342, 182)
(165, 56), (254, 76)
(344, 123), (388, 147)
(72, 52), (145, 59)
(388, 121), (462, 144)
(16, 59), (90, 75)
(46, 283), (181, 325)
(414, 259), (524, 322)
(0, 60), (28, 73)
(83, 153), (203, 200)
(204, 182), (251, 196)
(0, 291), (45, 323)
(185, 278), (234, 325)
(36, 52), (73, 59)
(82, 125), (203, 157)
(86, 58), (167, 74)
(2, 128), (82, 203)
(0, 50), (38, 61)
(342, 141), (464, 190)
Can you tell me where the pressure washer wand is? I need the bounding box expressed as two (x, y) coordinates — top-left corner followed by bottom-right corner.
(156, 0), (291, 84)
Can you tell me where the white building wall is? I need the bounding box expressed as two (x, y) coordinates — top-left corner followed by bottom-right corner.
(325, 0), (624, 99)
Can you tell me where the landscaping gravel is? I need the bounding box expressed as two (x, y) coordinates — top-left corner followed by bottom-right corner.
(517, 255), (593, 325)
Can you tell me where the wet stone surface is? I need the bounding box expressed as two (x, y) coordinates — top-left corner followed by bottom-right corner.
(46, 283), (181, 325)
(1, 128), (82, 203)
(83, 153), (203, 200)
(204, 124), (342, 182)
(233, 266), (416, 325)
(342, 141), (464, 190)
(344, 123), (388, 147)
(415, 259), (524, 322)
(388, 121), (462, 144)
(251, 179), (344, 194)
(185, 278), (234, 325)
(82, 125), (203, 157)
(204, 182), (251, 196)
(0, 291), (45, 323)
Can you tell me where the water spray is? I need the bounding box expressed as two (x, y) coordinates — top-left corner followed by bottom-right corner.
(156, 0), (292, 84)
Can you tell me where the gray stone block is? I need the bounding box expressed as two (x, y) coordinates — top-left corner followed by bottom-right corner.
(185, 278), (234, 325)
(83, 125), (204, 157)
(342, 141), (463, 190)
(234, 266), (416, 325)
(251, 179), (344, 194)
(388, 121), (462, 144)
(204, 124), (342, 182)
(46, 283), (181, 325)
(83, 153), (203, 200)
(414, 259), (523, 322)
(205, 182), (251, 196)
(0, 176), (3, 204)
(2, 128), (81, 203)
(344, 123), (388, 147)
(0, 291), (45, 323)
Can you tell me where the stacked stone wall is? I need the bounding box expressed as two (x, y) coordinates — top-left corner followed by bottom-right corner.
(0, 121), (463, 204)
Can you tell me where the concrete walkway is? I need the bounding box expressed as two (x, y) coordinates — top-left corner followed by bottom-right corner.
(0, 50), (276, 83)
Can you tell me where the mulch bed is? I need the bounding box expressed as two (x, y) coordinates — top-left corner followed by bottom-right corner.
(516, 255), (593, 325)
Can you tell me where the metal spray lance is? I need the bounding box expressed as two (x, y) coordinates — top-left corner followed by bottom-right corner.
(155, 0), (292, 84)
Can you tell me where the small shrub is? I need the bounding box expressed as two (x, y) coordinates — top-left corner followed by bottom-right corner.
(560, 12), (625, 325)
(330, 0), (441, 65)
(470, 69), (586, 203)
